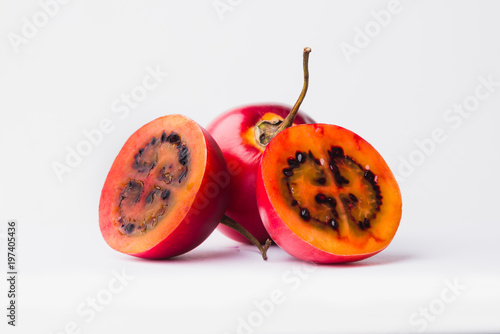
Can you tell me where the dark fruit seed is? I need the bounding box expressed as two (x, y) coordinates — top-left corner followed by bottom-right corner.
(296, 151), (306, 163)
(316, 177), (326, 185)
(349, 193), (358, 202)
(287, 158), (300, 169)
(364, 170), (375, 182)
(124, 223), (135, 234)
(161, 189), (170, 200)
(168, 133), (180, 144)
(178, 167), (188, 183)
(151, 137), (156, 145)
(138, 148), (144, 155)
(339, 176), (349, 185)
(330, 146), (344, 158)
(328, 219), (338, 230)
(329, 162), (349, 186)
(283, 168), (294, 177)
(178, 145), (188, 165)
(124, 180), (143, 203)
(300, 208), (311, 221)
(327, 197), (337, 208)
(358, 218), (371, 230)
(145, 191), (155, 204)
(315, 193), (327, 203)
(308, 151), (322, 166)
(161, 131), (167, 142)
(291, 199), (298, 206)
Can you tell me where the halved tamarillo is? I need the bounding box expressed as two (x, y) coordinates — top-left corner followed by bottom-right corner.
(257, 123), (402, 263)
(99, 114), (270, 260)
(207, 48), (314, 244)
(99, 114), (270, 259)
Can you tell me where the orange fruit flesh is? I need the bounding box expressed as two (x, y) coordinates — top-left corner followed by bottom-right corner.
(262, 124), (402, 256)
(99, 115), (207, 254)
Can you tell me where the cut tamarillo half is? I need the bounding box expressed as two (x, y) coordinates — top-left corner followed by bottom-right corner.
(256, 123), (402, 264)
(99, 114), (270, 259)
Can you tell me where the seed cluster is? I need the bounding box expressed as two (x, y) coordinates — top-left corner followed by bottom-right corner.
(328, 147), (350, 186)
(118, 131), (190, 236)
(282, 147), (383, 233)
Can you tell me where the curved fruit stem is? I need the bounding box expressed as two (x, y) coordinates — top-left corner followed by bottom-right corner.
(276, 47), (311, 133)
(255, 47), (311, 147)
(220, 215), (272, 260)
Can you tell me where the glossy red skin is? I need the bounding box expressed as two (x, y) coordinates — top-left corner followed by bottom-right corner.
(100, 124), (229, 259)
(207, 105), (314, 243)
(256, 167), (385, 263)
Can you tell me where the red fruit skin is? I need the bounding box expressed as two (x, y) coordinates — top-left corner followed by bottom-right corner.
(100, 124), (229, 259)
(256, 163), (385, 264)
(207, 105), (314, 244)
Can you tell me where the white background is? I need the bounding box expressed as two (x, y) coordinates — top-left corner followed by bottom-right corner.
(1, 1), (500, 333)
